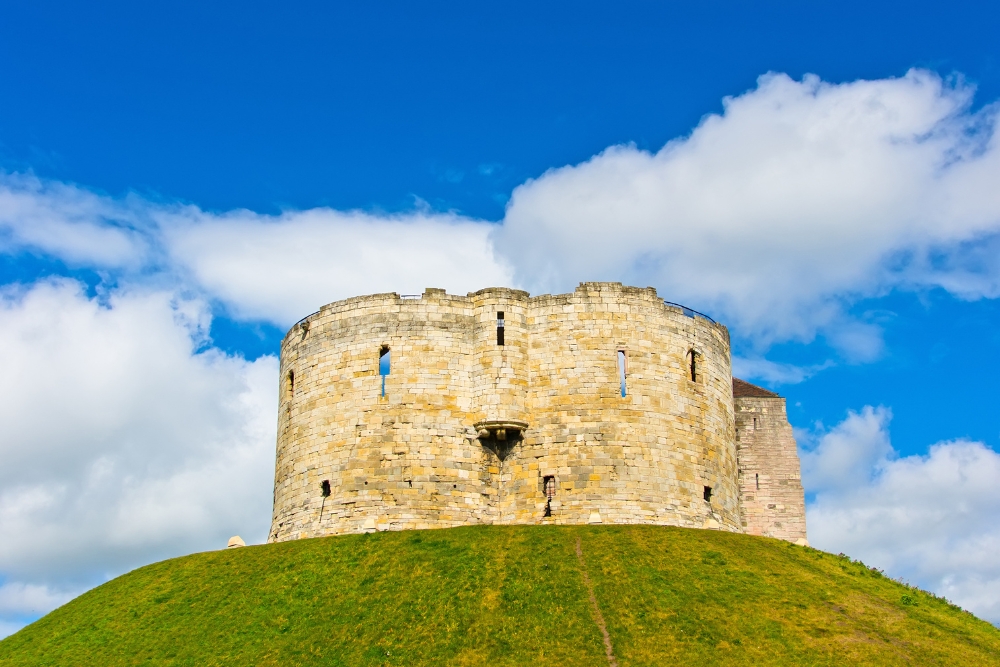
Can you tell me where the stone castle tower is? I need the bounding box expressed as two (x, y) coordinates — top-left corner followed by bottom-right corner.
(269, 282), (807, 544)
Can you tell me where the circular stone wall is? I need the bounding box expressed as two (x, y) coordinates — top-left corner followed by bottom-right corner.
(269, 283), (737, 542)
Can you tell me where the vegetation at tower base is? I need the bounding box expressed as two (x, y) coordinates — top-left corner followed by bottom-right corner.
(2, 527), (998, 666)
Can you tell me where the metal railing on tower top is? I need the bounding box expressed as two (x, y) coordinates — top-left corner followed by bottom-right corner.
(663, 300), (716, 324)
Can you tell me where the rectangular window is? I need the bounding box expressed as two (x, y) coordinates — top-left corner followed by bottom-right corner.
(497, 311), (505, 346)
(703, 486), (713, 502)
(617, 350), (627, 397)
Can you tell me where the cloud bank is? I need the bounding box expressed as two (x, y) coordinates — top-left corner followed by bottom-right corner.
(3, 70), (1000, 352)
(802, 407), (1000, 623)
(0, 281), (276, 634)
(2, 68), (1000, 634)
(495, 70), (1000, 355)
(0, 175), (147, 268)
(159, 206), (511, 323)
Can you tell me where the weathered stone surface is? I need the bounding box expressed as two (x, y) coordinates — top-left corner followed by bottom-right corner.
(268, 282), (806, 543)
(734, 380), (808, 542)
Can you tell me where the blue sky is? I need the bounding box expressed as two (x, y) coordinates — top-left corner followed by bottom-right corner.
(2, 0), (1000, 635)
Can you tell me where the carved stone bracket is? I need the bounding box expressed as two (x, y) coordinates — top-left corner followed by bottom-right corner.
(474, 419), (529, 441)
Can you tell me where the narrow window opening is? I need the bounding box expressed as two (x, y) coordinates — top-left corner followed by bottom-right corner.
(543, 475), (556, 517)
(319, 479), (331, 521)
(379, 345), (390, 397)
(496, 311), (505, 346)
(753, 416), (758, 429)
(689, 350), (698, 382)
(617, 350), (627, 397)
(755, 473), (759, 490)
(703, 485), (713, 503)
(287, 370), (295, 397)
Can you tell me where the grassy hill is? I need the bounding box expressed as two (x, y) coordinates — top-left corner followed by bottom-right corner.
(2, 525), (999, 666)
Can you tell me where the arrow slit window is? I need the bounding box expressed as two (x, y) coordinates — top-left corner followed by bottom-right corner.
(543, 475), (555, 516)
(618, 350), (628, 397)
(379, 346), (390, 397)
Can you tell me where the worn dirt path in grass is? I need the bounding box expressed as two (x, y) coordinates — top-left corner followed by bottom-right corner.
(575, 535), (619, 667)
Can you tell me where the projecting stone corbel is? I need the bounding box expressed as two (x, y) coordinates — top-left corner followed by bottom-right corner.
(474, 419), (529, 441)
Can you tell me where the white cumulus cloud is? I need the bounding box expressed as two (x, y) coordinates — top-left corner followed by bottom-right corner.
(494, 69), (1000, 356)
(802, 407), (1000, 624)
(3, 69), (1000, 353)
(0, 173), (148, 268)
(158, 206), (512, 323)
(0, 280), (277, 637)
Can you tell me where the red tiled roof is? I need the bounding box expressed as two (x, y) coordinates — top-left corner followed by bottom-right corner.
(732, 377), (781, 398)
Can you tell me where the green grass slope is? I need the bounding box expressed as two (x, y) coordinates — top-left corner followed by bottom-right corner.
(2, 525), (999, 666)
